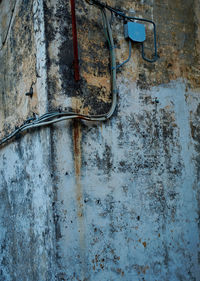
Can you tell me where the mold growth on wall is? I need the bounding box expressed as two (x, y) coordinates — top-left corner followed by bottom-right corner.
(0, 0), (200, 280)
(46, 1), (200, 280)
(0, 0), (39, 140)
(44, 0), (200, 118)
(1, 0), (200, 138)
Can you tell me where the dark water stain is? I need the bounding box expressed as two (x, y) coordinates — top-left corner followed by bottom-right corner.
(72, 120), (88, 280)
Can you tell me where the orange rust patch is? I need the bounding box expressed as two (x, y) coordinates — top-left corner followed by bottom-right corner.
(81, 71), (111, 103)
(71, 97), (90, 115)
(100, 263), (104, 269)
(116, 268), (125, 276)
(142, 242), (147, 248)
(142, 265), (149, 274)
(72, 119), (82, 207)
(73, 120), (84, 215)
(82, 72), (110, 91)
(73, 120), (87, 278)
(73, 119), (81, 177)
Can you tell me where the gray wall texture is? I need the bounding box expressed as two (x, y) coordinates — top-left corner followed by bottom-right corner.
(0, 0), (200, 280)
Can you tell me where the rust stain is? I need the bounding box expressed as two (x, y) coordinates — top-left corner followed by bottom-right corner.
(100, 122), (103, 135)
(137, 265), (149, 275)
(73, 119), (84, 219)
(100, 263), (104, 269)
(73, 120), (81, 177)
(138, 239), (147, 248)
(142, 265), (149, 274)
(73, 119), (87, 279)
(116, 268), (125, 276)
(142, 241), (147, 248)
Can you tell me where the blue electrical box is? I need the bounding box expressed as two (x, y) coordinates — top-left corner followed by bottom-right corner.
(124, 22), (146, 43)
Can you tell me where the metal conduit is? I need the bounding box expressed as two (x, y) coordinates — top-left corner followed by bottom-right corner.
(70, 0), (80, 81)
(0, 5), (117, 147)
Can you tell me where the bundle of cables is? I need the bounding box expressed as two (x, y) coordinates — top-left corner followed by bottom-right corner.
(0, 0), (158, 147)
(0, 3), (117, 147)
(87, 0), (157, 63)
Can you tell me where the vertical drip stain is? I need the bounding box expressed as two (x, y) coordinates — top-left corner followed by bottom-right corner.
(73, 120), (86, 279)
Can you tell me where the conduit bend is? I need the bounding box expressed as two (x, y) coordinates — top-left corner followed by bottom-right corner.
(0, 4), (117, 147)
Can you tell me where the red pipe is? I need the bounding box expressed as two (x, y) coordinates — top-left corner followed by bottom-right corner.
(70, 0), (80, 81)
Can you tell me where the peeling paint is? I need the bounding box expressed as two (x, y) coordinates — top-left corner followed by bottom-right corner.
(0, 0), (200, 280)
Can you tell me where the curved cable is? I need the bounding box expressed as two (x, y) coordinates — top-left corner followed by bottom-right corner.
(0, 6), (117, 147)
(117, 40), (132, 69)
(1, 0), (158, 147)
(85, 0), (158, 62)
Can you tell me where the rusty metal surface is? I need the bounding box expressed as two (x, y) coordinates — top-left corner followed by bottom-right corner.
(0, 0), (200, 280)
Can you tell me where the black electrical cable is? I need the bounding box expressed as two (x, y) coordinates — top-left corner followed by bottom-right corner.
(86, 0), (158, 62)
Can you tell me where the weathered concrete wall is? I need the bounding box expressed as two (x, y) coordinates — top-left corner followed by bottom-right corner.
(0, 0), (200, 280)
(0, 1), (56, 280)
